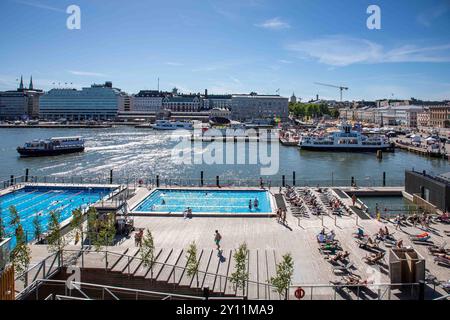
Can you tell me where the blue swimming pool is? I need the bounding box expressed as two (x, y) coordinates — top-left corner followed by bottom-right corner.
(133, 189), (273, 214)
(0, 185), (114, 247)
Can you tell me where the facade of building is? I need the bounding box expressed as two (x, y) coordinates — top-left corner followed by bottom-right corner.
(417, 109), (430, 127)
(118, 93), (133, 112)
(405, 170), (450, 212)
(374, 105), (423, 127)
(0, 76), (42, 120)
(39, 82), (121, 120)
(203, 94), (232, 110)
(162, 94), (201, 112)
(429, 105), (450, 128)
(132, 90), (164, 112)
(230, 93), (289, 121)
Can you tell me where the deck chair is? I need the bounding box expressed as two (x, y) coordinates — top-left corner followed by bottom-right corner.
(363, 252), (386, 265)
(332, 261), (354, 274)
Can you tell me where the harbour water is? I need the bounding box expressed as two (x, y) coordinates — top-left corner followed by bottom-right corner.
(0, 126), (448, 185)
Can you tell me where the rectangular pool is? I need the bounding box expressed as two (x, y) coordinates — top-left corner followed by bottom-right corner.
(0, 185), (114, 246)
(133, 189), (273, 214)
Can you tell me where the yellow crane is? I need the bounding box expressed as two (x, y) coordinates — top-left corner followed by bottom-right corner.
(314, 82), (349, 102)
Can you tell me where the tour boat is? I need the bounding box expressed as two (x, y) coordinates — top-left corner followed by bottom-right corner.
(151, 120), (193, 130)
(17, 136), (85, 157)
(298, 123), (394, 152)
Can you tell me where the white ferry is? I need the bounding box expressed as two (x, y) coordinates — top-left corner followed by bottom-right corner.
(17, 136), (85, 157)
(298, 123), (394, 152)
(151, 120), (193, 130)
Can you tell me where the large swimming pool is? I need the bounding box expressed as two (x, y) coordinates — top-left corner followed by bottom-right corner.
(0, 185), (114, 246)
(133, 189), (273, 214)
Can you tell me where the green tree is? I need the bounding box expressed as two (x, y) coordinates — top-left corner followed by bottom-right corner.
(32, 214), (42, 243)
(0, 205), (5, 241)
(141, 230), (155, 277)
(93, 213), (116, 251)
(230, 243), (249, 296)
(186, 241), (200, 287)
(86, 207), (98, 245)
(270, 253), (294, 300)
(47, 210), (66, 253)
(9, 205), (20, 226)
(71, 208), (83, 245)
(10, 224), (31, 277)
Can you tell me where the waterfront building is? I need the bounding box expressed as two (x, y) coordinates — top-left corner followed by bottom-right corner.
(230, 93), (288, 122)
(39, 82), (122, 121)
(405, 170), (450, 212)
(429, 105), (450, 128)
(162, 94), (201, 112)
(132, 90), (164, 112)
(118, 93), (133, 112)
(0, 76), (43, 120)
(417, 109), (430, 128)
(374, 105), (424, 127)
(202, 91), (232, 110)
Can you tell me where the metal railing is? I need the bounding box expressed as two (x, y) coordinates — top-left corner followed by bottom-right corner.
(288, 282), (421, 300)
(30, 279), (207, 300)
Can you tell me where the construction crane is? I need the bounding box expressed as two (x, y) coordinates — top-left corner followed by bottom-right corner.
(314, 82), (349, 102)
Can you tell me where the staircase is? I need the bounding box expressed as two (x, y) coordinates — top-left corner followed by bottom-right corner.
(66, 247), (281, 299)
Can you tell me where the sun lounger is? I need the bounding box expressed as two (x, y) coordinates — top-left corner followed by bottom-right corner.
(434, 255), (450, 267)
(332, 262), (354, 274)
(363, 252), (385, 265)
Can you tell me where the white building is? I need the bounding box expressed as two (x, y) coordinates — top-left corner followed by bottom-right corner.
(230, 93), (288, 121)
(132, 90), (164, 112)
(374, 105), (424, 127)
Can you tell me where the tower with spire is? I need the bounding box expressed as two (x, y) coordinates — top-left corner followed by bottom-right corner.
(290, 92), (297, 104)
(29, 75), (33, 90)
(19, 75), (24, 90)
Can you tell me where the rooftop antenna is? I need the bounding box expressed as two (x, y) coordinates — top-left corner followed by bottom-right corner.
(157, 77), (160, 91)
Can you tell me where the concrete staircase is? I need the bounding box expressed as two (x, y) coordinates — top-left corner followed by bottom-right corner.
(88, 247), (281, 299)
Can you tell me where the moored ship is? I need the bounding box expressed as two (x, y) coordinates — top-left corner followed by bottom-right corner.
(151, 120), (194, 130)
(17, 136), (85, 157)
(298, 123), (394, 152)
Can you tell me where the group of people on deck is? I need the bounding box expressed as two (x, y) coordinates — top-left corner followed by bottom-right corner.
(276, 208), (287, 225)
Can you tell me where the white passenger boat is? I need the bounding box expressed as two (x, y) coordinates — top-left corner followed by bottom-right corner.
(298, 123), (394, 152)
(151, 120), (194, 130)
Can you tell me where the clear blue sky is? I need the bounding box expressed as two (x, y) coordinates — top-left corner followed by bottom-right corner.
(0, 0), (449, 101)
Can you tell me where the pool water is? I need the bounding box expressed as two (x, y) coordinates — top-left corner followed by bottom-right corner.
(133, 189), (272, 214)
(358, 196), (416, 217)
(0, 185), (113, 247)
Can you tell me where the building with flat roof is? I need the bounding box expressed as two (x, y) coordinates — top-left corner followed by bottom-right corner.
(374, 105), (424, 127)
(39, 82), (122, 120)
(0, 76), (43, 120)
(429, 105), (450, 128)
(230, 93), (288, 121)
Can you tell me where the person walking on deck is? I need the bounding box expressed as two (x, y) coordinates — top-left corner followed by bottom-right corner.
(214, 230), (222, 250)
(351, 194), (356, 206)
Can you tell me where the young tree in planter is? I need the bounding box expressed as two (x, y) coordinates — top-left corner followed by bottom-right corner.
(32, 214), (42, 243)
(47, 210), (66, 253)
(230, 243), (249, 296)
(186, 241), (200, 287)
(10, 224), (31, 277)
(141, 230), (155, 278)
(0, 206), (5, 241)
(86, 207), (98, 245)
(9, 205), (20, 227)
(270, 253), (294, 300)
(93, 213), (116, 252)
(70, 208), (83, 245)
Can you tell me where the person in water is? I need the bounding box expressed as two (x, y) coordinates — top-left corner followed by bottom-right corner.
(161, 199), (166, 205)
(249, 199), (252, 210)
(254, 198), (259, 209)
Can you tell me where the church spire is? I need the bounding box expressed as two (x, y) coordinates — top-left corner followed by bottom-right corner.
(19, 75), (24, 90)
(29, 75), (33, 90)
